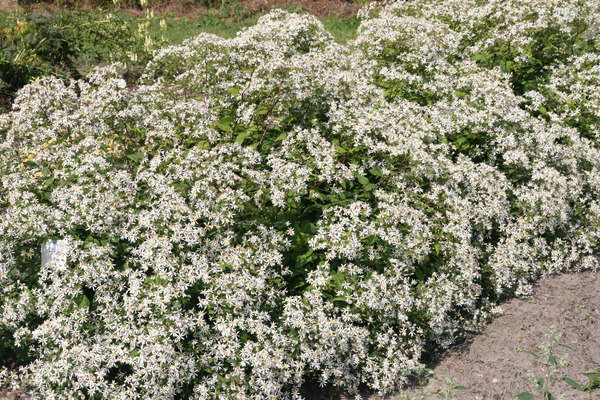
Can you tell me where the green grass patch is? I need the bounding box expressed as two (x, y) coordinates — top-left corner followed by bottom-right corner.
(322, 16), (361, 43)
(155, 11), (360, 45)
(0, 7), (360, 46)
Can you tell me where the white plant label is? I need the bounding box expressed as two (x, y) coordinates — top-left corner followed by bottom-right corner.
(41, 239), (69, 271)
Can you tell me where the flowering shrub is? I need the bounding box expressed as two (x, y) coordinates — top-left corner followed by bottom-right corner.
(1, 2), (600, 399)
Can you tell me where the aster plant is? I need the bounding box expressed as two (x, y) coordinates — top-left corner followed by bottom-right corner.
(1, 1), (600, 399)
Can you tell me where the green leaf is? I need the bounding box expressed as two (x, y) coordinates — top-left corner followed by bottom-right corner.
(515, 392), (535, 400)
(77, 294), (90, 309)
(548, 355), (557, 366)
(335, 145), (348, 156)
(217, 116), (234, 131)
(558, 344), (574, 351)
(563, 377), (583, 391)
(536, 378), (544, 389)
(256, 107), (269, 116)
(583, 371), (600, 390)
(42, 177), (55, 188)
(453, 386), (467, 390)
(525, 350), (540, 358)
(235, 131), (251, 144)
(357, 175), (369, 185)
(126, 152), (144, 161)
(227, 86), (240, 96)
(364, 183), (377, 191)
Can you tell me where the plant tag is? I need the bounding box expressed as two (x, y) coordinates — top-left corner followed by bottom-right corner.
(41, 239), (69, 271)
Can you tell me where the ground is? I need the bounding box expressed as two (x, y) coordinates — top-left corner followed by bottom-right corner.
(369, 271), (600, 400)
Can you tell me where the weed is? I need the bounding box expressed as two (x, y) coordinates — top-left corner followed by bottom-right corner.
(515, 326), (598, 400)
(399, 364), (467, 400)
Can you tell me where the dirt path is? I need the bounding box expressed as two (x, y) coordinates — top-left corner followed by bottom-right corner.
(377, 271), (600, 400)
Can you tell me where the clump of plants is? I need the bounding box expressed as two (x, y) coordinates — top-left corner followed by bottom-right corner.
(0, 8), (165, 100)
(516, 326), (600, 400)
(0, 1), (600, 399)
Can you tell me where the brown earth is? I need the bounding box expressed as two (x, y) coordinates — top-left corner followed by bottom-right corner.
(0, 0), (362, 19)
(0, 0), (15, 11)
(363, 271), (600, 400)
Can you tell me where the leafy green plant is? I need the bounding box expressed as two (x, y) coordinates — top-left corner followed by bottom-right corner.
(515, 326), (598, 400)
(0, 8), (165, 100)
(399, 364), (467, 400)
(583, 366), (600, 392)
(0, 12), (78, 93)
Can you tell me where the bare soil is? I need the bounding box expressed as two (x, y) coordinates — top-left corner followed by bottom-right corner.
(0, 0), (362, 19)
(374, 271), (600, 400)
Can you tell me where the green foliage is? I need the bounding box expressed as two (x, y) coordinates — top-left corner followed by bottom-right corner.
(583, 367), (600, 391)
(1, 2), (600, 399)
(469, 13), (596, 96)
(0, 12), (77, 93)
(516, 327), (598, 400)
(0, 8), (165, 99)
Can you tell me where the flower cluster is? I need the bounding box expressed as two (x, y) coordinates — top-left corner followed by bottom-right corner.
(1, 2), (600, 399)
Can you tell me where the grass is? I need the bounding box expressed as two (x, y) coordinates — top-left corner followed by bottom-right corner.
(152, 11), (258, 43)
(322, 16), (361, 43)
(0, 5), (361, 45)
(156, 11), (361, 44)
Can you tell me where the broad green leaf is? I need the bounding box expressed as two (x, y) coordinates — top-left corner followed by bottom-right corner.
(335, 145), (348, 156)
(357, 175), (369, 185)
(42, 177), (55, 188)
(127, 152), (144, 161)
(563, 377), (583, 391)
(217, 116), (234, 130)
(227, 86), (241, 96)
(515, 392), (535, 400)
(235, 132), (250, 144)
(78, 295), (90, 309)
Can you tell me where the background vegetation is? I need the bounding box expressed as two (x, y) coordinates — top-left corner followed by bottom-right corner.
(0, 0), (360, 109)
